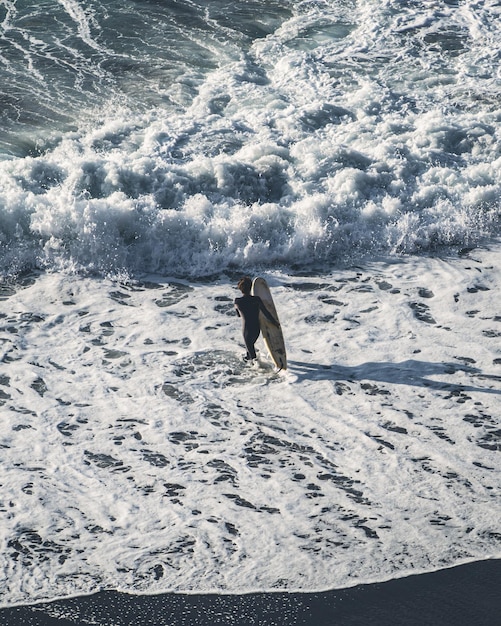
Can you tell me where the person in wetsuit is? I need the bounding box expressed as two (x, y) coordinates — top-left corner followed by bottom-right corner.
(234, 276), (279, 361)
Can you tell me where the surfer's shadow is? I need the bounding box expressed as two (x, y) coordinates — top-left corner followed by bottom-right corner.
(289, 359), (501, 395)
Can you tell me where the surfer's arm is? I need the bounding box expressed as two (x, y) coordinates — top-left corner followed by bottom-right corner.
(258, 300), (279, 327)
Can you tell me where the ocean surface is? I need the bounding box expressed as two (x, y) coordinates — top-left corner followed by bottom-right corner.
(0, 0), (500, 610)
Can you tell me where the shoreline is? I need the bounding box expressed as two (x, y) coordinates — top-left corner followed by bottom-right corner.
(2, 559), (500, 625)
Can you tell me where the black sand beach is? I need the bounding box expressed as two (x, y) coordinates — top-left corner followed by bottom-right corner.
(2, 559), (500, 625)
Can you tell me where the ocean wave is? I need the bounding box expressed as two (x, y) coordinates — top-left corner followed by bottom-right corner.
(0, 110), (499, 277)
(1, 0), (501, 277)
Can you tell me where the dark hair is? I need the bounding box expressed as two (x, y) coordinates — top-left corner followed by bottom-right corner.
(238, 276), (252, 294)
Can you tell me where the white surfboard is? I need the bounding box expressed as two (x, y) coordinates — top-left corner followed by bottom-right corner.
(251, 277), (287, 371)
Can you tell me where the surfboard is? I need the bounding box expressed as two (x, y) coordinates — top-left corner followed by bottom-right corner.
(251, 277), (287, 371)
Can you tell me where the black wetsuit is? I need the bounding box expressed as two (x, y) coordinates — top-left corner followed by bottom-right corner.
(234, 295), (276, 360)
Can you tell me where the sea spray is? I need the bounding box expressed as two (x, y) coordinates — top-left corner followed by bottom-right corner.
(1, 0), (500, 277)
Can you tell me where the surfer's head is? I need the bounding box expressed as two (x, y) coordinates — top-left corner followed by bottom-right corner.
(238, 276), (252, 295)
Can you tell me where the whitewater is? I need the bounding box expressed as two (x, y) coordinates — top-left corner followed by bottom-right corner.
(0, 0), (500, 608)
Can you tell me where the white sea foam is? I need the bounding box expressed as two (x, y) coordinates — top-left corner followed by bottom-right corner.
(0, 0), (500, 277)
(56, 0), (105, 53)
(0, 244), (500, 606)
(0, 0), (500, 608)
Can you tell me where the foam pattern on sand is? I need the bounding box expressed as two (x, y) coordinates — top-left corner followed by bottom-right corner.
(0, 245), (500, 605)
(1, 1), (501, 277)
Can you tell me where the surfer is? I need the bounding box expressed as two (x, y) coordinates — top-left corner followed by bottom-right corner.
(234, 276), (279, 361)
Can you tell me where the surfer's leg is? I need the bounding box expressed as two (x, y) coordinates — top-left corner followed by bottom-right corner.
(243, 326), (260, 360)
(243, 336), (257, 360)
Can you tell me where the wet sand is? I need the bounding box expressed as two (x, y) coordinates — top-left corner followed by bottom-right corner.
(2, 559), (500, 625)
